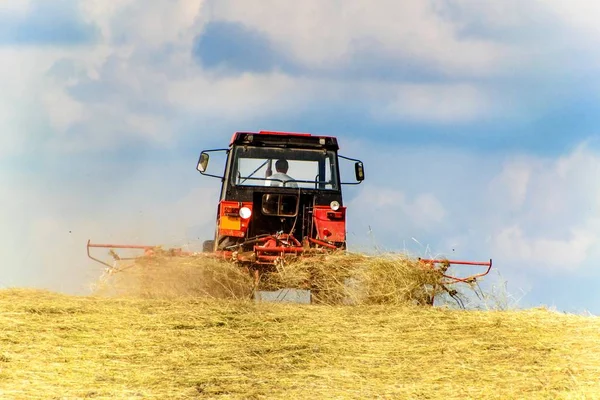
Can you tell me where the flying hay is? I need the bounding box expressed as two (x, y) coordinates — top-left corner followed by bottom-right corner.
(92, 250), (468, 306)
(261, 252), (452, 305)
(92, 253), (255, 300)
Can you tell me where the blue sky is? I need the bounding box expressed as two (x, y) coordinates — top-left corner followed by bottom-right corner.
(1, 0), (600, 314)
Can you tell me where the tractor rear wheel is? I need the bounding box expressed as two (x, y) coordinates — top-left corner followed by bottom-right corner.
(202, 240), (215, 252)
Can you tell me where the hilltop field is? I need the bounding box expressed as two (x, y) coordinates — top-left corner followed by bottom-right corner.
(1, 255), (600, 399)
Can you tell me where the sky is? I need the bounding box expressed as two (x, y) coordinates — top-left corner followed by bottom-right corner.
(1, 0), (600, 314)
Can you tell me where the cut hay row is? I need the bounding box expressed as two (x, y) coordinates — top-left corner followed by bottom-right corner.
(92, 253), (255, 300)
(260, 252), (450, 305)
(0, 289), (599, 399)
(92, 251), (460, 306)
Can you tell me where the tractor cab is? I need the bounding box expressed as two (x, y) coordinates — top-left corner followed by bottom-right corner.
(197, 130), (364, 266)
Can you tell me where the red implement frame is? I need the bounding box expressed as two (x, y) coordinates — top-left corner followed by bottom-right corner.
(86, 234), (333, 270)
(86, 240), (192, 269)
(247, 233), (330, 265)
(418, 258), (493, 284)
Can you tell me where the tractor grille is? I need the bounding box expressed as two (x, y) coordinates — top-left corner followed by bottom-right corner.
(249, 192), (314, 240)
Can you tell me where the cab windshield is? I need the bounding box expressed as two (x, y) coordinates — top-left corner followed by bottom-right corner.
(230, 146), (339, 190)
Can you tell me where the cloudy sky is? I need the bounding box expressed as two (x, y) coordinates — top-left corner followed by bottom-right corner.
(2, 0), (600, 313)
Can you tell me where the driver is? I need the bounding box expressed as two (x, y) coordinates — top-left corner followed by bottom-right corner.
(265, 159), (298, 188)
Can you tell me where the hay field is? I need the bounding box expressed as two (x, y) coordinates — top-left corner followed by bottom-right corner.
(1, 288), (600, 399)
(2, 254), (600, 399)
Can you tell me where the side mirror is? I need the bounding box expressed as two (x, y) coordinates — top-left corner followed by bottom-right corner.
(355, 161), (365, 182)
(197, 152), (209, 173)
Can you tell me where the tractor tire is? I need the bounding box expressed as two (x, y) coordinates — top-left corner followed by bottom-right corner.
(202, 240), (215, 253)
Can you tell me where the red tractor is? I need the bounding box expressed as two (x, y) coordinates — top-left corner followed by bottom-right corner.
(87, 130), (492, 303)
(195, 130), (364, 268)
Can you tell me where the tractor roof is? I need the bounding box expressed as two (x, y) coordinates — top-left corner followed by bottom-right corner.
(229, 130), (339, 150)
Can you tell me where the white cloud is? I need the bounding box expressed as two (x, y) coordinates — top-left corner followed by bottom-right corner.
(208, 0), (512, 75)
(40, 79), (85, 133)
(2, 0), (597, 157)
(411, 193), (447, 226)
(542, 0), (600, 37)
(167, 72), (315, 119)
(0, 48), (63, 157)
(0, 1), (208, 156)
(493, 225), (596, 270)
(488, 159), (532, 210)
(0, 0), (32, 13)
(348, 185), (446, 234)
(374, 83), (492, 123)
(78, 0), (204, 47)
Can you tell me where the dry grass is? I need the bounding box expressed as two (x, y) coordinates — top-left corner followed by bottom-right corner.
(92, 254), (255, 300)
(261, 252), (448, 305)
(1, 288), (600, 399)
(92, 251), (454, 306)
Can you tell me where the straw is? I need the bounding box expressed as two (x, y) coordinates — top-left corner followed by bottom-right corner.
(0, 288), (599, 399)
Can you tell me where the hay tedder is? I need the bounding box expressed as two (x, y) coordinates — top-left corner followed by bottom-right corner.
(87, 130), (492, 304)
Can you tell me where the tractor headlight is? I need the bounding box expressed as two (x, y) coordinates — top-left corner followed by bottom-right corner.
(239, 206), (252, 219)
(330, 201), (340, 211)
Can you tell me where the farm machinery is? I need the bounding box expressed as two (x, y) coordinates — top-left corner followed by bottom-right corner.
(87, 130), (492, 304)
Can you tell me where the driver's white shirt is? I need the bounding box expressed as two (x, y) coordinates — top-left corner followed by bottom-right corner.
(265, 172), (298, 188)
